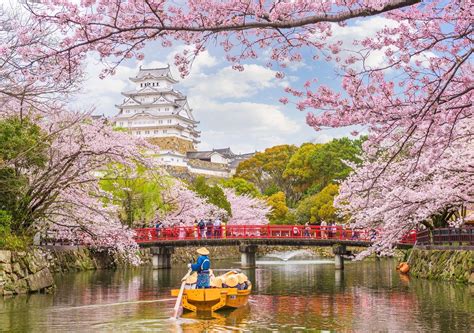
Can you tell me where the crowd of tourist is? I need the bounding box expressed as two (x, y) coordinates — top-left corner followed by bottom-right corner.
(154, 217), (225, 239)
(151, 219), (378, 241)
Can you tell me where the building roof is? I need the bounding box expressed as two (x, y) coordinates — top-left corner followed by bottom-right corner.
(113, 111), (199, 125)
(212, 148), (236, 158)
(229, 152), (255, 169)
(130, 65), (178, 83)
(121, 87), (184, 98)
(187, 148), (236, 160)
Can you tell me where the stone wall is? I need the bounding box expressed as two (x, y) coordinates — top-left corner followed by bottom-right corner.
(147, 137), (195, 154)
(187, 159), (229, 171)
(0, 247), (152, 296)
(0, 249), (54, 296)
(408, 248), (474, 284)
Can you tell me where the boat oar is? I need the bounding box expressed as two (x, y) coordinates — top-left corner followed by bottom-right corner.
(172, 269), (192, 319)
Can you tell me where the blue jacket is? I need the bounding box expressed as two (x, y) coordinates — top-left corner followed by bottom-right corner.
(191, 255), (211, 272)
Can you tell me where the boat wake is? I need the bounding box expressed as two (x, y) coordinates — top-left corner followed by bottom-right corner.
(51, 298), (175, 311)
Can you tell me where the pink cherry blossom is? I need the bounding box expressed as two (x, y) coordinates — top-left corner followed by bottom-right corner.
(223, 188), (271, 225)
(160, 179), (227, 226)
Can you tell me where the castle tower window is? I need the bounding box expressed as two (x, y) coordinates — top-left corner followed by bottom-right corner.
(145, 130), (150, 134)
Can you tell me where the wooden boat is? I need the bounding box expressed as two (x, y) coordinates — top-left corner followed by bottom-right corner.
(171, 285), (252, 312)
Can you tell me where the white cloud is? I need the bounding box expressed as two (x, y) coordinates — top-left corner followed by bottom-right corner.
(184, 64), (286, 100)
(191, 98), (302, 151)
(71, 59), (137, 115)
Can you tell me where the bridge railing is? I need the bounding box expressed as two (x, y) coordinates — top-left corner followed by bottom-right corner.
(416, 227), (474, 247)
(133, 225), (387, 244)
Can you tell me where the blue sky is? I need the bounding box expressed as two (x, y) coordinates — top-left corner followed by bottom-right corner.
(75, 16), (390, 153)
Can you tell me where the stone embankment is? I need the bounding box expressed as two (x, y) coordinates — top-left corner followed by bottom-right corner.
(408, 248), (474, 284)
(0, 249), (54, 296)
(0, 247), (152, 296)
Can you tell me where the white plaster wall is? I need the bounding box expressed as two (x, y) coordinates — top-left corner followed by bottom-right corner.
(210, 153), (229, 164)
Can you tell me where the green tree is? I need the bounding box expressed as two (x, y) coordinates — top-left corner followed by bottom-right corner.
(236, 144), (297, 203)
(0, 116), (50, 233)
(266, 191), (289, 224)
(99, 164), (167, 227)
(307, 138), (363, 194)
(192, 176), (232, 215)
(220, 177), (260, 197)
(283, 143), (321, 200)
(0, 210), (12, 248)
(295, 184), (342, 224)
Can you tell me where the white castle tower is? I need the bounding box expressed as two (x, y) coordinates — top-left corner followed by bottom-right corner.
(114, 65), (200, 166)
(113, 65), (254, 177)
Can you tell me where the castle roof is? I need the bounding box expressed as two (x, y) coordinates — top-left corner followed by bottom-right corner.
(187, 148), (236, 160)
(130, 65), (178, 83)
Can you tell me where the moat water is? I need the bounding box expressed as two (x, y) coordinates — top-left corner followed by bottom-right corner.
(0, 257), (473, 332)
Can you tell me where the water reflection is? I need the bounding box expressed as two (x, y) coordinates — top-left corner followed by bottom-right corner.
(0, 259), (472, 332)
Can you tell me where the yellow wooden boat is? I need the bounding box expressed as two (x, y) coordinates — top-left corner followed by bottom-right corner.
(171, 286), (252, 312)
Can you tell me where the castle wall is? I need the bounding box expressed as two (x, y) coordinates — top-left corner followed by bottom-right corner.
(147, 137), (196, 154)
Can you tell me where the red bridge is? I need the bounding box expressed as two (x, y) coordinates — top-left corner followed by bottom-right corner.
(135, 224), (417, 245)
(134, 225), (417, 269)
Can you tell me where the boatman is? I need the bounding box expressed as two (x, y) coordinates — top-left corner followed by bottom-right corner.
(188, 247), (211, 288)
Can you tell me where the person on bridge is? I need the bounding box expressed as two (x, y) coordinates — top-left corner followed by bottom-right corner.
(188, 247), (211, 288)
(292, 224), (300, 237)
(198, 219), (206, 238)
(155, 220), (163, 239)
(206, 219), (213, 238)
(213, 217), (222, 238)
(304, 222), (311, 237)
(321, 220), (328, 239)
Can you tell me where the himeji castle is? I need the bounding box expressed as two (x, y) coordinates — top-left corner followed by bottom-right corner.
(113, 65), (253, 177)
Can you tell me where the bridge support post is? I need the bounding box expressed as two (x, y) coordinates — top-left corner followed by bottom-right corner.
(239, 244), (257, 268)
(332, 244), (346, 270)
(150, 246), (174, 269)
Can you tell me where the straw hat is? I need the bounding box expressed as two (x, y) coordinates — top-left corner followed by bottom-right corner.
(225, 274), (239, 287)
(185, 272), (198, 284)
(237, 273), (247, 284)
(211, 276), (223, 288)
(196, 247), (210, 255)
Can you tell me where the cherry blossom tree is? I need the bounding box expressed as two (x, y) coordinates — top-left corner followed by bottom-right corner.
(46, 188), (141, 264)
(0, 3), (83, 114)
(19, 0), (470, 183)
(223, 188), (271, 225)
(160, 179), (227, 226)
(2, 0), (471, 251)
(2, 110), (154, 262)
(336, 119), (473, 254)
(0, 5), (153, 262)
